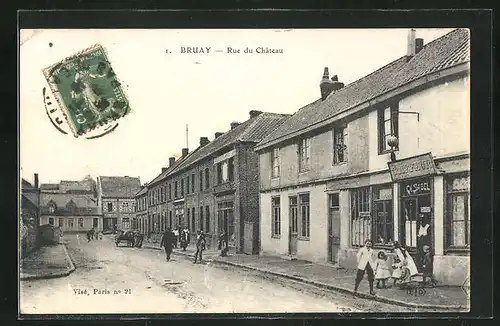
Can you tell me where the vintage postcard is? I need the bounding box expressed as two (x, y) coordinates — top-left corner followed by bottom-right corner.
(19, 27), (470, 315)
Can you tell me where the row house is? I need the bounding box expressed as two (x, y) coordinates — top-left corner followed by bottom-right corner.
(39, 176), (103, 232)
(134, 184), (148, 233)
(97, 176), (141, 231)
(21, 173), (40, 257)
(255, 29), (470, 285)
(136, 111), (290, 254)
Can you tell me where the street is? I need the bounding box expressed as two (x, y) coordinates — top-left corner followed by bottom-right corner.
(20, 234), (415, 314)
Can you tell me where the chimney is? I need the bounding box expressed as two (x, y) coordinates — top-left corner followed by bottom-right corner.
(415, 38), (424, 54)
(182, 148), (189, 157)
(199, 137), (210, 147)
(249, 110), (263, 119)
(320, 67), (344, 100)
(169, 157), (176, 167)
(34, 173), (39, 188)
(215, 132), (224, 138)
(230, 122), (241, 130)
(162, 167), (168, 173)
(407, 29), (416, 57)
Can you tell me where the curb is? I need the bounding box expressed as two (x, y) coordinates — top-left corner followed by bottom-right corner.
(141, 245), (467, 311)
(20, 244), (76, 281)
(209, 259), (467, 311)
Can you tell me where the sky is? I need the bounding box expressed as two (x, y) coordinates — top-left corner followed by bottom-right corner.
(20, 28), (456, 185)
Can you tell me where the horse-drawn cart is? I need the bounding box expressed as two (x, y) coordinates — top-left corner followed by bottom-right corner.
(115, 230), (135, 247)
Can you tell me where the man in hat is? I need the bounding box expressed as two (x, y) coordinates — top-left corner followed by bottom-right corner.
(160, 227), (175, 261)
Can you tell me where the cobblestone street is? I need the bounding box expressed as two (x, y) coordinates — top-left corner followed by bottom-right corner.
(20, 234), (416, 314)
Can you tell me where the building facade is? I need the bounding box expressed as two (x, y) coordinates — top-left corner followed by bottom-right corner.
(97, 176), (141, 231)
(39, 176), (103, 232)
(137, 111), (290, 254)
(21, 173), (40, 257)
(255, 29), (470, 285)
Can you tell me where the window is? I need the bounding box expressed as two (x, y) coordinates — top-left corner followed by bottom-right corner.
(160, 187), (164, 202)
(122, 217), (130, 229)
(68, 218), (74, 229)
(199, 206), (204, 231)
(169, 211), (173, 227)
(351, 187), (371, 246)
(48, 217), (54, 226)
(78, 218), (84, 228)
(205, 206), (210, 232)
(372, 186), (393, 246)
(191, 174), (195, 193)
(217, 163), (223, 184)
(272, 197), (281, 236)
(187, 208), (190, 229)
(228, 157), (235, 182)
(174, 181), (178, 198)
(299, 194), (310, 238)
(169, 183), (172, 199)
(107, 202), (113, 212)
(446, 174), (470, 251)
(333, 126), (348, 164)
(181, 179), (184, 197)
(289, 197), (298, 234)
(199, 171), (203, 191)
(58, 218), (64, 227)
(271, 148), (280, 178)
(192, 207), (196, 231)
(187, 176), (190, 194)
(205, 168), (210, 189)
(378, 105), (399, 153)
(48, 206), (55, 214)
(298, 138), (310, 172)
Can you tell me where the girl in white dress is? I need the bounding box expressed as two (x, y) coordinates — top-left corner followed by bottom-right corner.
(374, 251), (391, 289)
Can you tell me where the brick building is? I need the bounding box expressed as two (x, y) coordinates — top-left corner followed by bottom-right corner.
(255, 29), (470, 285)
(39, 176), (102, 232)
(21, 173), (40, 257)
(137, 111), (290, 254)
(97, 176), (141, 231)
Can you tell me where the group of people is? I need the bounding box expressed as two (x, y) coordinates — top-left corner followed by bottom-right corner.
(86, 227), (102, 242)
(355, 238), (437, 295)
(160, 227), (207, 263)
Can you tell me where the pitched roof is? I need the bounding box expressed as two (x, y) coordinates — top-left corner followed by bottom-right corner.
(40, 183), (60, 190)
(146, 149), (199, 187)
(135, 185), (148, 196)
(60, 180), (94, 192)
(99, 176), (141, 198)
(257, 28), (470, 149)
(40, 192), (97, 208)
(22, 179), (33, 188)
(169, 112), (290, 175)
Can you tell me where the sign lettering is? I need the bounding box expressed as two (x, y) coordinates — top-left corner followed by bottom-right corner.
(404, 181), (431, 196)
(388, 153), (437, 182)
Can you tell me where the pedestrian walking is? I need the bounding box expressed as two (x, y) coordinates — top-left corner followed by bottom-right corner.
(180, 227), (190, 251)
(86, 229), (93, 242)
(193, 230), (206, 264)
(135, 233), (144, 248)
(354, 239), (376, 295)
(160, 227), (175, 261)
(374, 251), (391, 289)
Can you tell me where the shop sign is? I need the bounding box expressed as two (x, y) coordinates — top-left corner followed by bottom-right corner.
(403, 180), (431, 196)
(388, 153), (437, 182)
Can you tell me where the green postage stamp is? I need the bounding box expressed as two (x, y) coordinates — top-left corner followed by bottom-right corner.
(43, 44), (131, 137)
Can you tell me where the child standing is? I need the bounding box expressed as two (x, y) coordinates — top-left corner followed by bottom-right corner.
(422, 245), (438, 287)
(374, 251), (391, 289)
(391, 256), (403, 286)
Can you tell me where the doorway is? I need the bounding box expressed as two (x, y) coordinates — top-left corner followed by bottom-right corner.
(289, 196), (298, 256)
(328, 194), (341, 264)
(93, 218), (99, 228)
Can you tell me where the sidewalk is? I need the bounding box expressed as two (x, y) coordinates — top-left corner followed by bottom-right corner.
(143, 240), (468, 311)
(20, 244), (76, 281)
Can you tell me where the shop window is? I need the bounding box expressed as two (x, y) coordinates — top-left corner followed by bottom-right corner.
(68, 218), (74, 229)
(298, 138), (310, 172)
(445, 174), (470, 251)
(78, 218), (84, 228)
(372, 186), (394, 246)
(333, 126), (348, 164)
(271, 148), (280, 178)
(378, 104), (399, 153)
(58, 218), (64, 227)
(351, 187), (371, 246)
(299, 194), (310, 238)
(272, 197), (281, 237)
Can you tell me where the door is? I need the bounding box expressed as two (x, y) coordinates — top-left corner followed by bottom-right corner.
(328, 194), (341, 263)
(93, 218), (98, 228)
(401, 198), (418, 248)
(289, 197), (298, 255)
